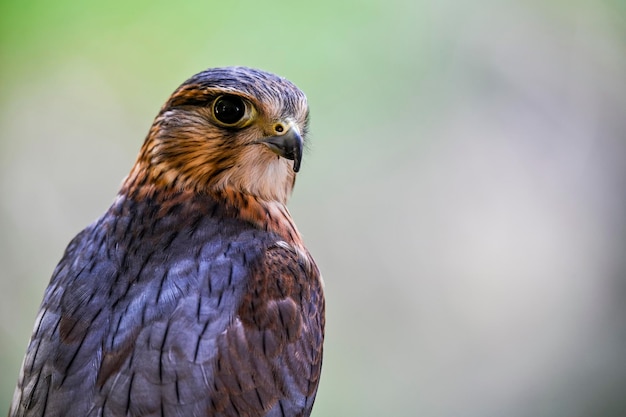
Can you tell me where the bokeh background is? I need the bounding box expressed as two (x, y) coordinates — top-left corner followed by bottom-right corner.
(2, 0), (626, 416)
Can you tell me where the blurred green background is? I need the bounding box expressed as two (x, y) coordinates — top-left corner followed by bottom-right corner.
(2, 0), (626, 416)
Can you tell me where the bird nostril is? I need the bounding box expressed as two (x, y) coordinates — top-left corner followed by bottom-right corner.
(274, 124), (284, 134)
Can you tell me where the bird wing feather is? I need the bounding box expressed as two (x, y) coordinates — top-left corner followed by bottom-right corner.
(12, 194), (323, 417)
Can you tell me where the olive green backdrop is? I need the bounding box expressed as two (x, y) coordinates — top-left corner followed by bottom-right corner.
(2, 0), (626, 416)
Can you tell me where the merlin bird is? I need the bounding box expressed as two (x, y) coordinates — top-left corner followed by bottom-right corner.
(10, 67), (324, 417)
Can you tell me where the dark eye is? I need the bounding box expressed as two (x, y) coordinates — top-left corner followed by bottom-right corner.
(213, 95), (246, 125)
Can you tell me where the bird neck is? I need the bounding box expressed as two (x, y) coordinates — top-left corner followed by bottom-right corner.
(215, 187), (305, 249)
(123, 146), (296, 205)
(121, 165), (304, 249)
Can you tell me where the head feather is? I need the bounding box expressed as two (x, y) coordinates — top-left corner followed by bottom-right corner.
(123, 67), (309, 204)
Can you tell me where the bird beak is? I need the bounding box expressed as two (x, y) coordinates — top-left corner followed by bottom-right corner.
(260, 125), (304, 172)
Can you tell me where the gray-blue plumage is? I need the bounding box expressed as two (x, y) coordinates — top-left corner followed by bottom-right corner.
(13, 192), (322, 417)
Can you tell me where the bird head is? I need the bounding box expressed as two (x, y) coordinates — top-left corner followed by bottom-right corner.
(129, 67), (309, 204)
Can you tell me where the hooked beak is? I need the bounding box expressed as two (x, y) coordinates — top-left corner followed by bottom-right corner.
(260, 125), (304, 172)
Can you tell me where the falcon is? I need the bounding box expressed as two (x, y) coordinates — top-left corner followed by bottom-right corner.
(10, 67), (324, 417)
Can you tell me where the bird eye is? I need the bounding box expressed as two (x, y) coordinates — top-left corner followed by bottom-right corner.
(213, 95), (246, 126)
